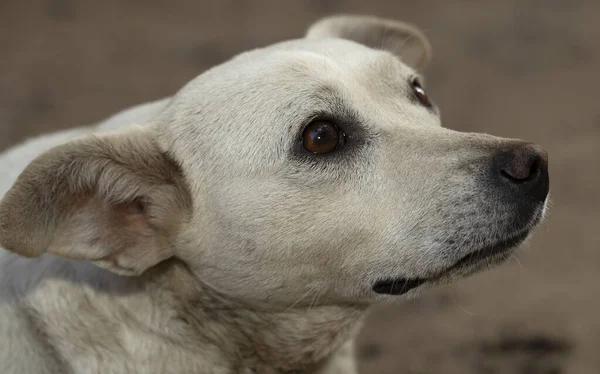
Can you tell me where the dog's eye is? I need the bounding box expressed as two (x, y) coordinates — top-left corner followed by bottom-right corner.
(302, 120), (345, 154)
(411, 79), (432, 108)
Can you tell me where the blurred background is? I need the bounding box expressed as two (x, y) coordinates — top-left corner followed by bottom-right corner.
(1, 0), (598, 373)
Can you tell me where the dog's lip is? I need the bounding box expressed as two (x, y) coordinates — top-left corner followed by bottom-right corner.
(372, 231), (529, 296)
(444, 230), (528, 272)
(372, 278), (427, 296)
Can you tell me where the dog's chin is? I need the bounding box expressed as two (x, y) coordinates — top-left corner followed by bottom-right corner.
(372, 230), (530, 296)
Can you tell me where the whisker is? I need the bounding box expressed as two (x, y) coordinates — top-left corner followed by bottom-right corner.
(308, 289), (323, 311)
(449, 293), (476, 316)
(511, 254), (525, 270)
(285, 288), (314, 311)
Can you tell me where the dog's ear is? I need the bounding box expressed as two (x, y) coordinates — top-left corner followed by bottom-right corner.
(0, 128), (191, 276)
(306, 15), (432, 69)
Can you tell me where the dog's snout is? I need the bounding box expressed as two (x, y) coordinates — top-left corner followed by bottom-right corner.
(495, 142), (549, 201)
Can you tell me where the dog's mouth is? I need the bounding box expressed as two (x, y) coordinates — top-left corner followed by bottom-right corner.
(372, 231), (529, 296)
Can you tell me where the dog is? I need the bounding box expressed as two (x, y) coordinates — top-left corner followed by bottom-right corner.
(0, 15), (549, 374)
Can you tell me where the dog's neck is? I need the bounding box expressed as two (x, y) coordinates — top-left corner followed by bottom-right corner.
(3, 254), (367, 373)
(143, 259), (368, 373)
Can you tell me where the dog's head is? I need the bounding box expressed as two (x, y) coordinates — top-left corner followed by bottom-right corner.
(0, 15), (548, 306)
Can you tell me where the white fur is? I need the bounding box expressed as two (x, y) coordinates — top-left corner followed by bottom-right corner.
(0, 15), (547, 374)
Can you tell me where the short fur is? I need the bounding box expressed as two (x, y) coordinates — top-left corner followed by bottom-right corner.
(0, 15), (548, 373)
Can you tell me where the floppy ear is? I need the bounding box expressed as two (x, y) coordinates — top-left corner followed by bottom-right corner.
(0, 128), (191, 276)
(306, 14), (432, 69)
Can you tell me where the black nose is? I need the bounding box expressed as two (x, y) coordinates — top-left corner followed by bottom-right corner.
(495, 142), (549, 201)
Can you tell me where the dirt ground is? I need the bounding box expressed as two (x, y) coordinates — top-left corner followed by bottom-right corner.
(1, 1), (599, 373)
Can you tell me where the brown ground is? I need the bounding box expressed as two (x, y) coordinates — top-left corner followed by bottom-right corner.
(1, 1), (599, 373)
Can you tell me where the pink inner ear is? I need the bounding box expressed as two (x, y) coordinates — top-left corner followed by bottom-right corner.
(46, 195), (174, 275)
(48, 197), (157, 261)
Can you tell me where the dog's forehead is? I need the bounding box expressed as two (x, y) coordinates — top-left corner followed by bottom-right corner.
(225, 38), (424, 121)
(168, 37), (422, 125)
(257, 38), (417, 91)
(255, 39), (435, 130)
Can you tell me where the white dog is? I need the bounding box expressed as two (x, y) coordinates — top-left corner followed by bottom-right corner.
(0, 15), (549, 374)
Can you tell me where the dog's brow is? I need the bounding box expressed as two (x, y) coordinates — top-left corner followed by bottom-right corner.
(308, 86), (358, 120)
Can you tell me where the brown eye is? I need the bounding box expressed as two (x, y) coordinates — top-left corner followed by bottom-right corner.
(302, 120), (343, 154)
(411, 79), (432, 108)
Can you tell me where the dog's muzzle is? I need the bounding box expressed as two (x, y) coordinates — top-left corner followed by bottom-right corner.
(373, 142), (549, 296)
